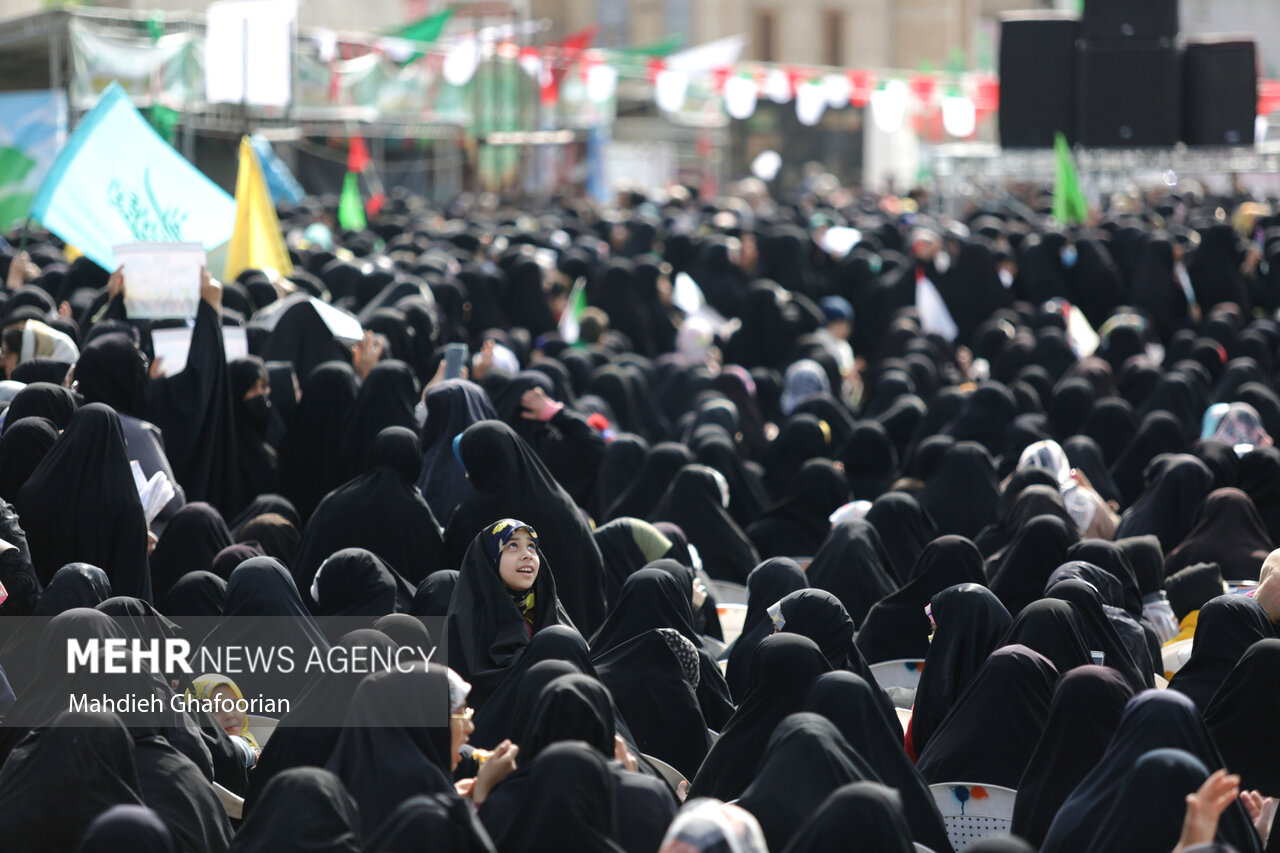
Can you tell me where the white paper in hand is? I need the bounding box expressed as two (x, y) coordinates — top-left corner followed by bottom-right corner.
(915, 272), (958, 342)
(114, 242), (205, 319)
(130, 460), (175, 525)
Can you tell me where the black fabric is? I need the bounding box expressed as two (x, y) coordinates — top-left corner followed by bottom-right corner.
(195, 557), (329, 703)
(746, 458), (848, 559)
(310, 547), (409, 625)
(77, 805), (177, 853)
(593, 518), (671, 606)
(594, 629), (709, 779)
(158, 571), (226, 640)
(490, 741), (625, 853)
(1164, 487), (1273, 581)
(445, 518), (573, 708)
(693, 427), (771, 527)
(147, 301), (240, 515)
(1238, 446), (1280, 545)
(0, 416), (57, 504)
(279, 361), (360, 522)
(130, 725), (233, 853)
(149, 502), (232, 605)
(1205, 638), (1280, 797)
(3, 381), (77, 433)
(324, 662), (457, 837)
(916, 645), (1058, 788)
(294, 426), (446, 590)
(841, 420), (901, 502)
(1010, 665), (1135, 847)
(1110, 411), (1188, 508)
(911, 583), (1013, 757)
(736, 713), (877, 853)
(416, 378), (497, 524)
(1164, 562), (1228, 622)
(724, 557), (809, 701)
(1087, 747), (1216, 853)
(1115, 453), (1215, 554)
(337, 360), (419, 480)
(594, 433), (649, 521)
(1000, 598), (1093, 676)
(1045, 577), (1152, 689)
(233, 767), (362, 853)
(606, 442), (694, 521)
(651, 464), (760, 583)
(1167, 594), (1275, 712)
(74, 332), (149, 419)
(864, 491), (938, 585)
(783, 781), (918, 853)
(0, 711), (144, 853)
(987, 514), (1078, 616)
(804, 518), (898, 627)
(804, 672), (953, 853)
(0, 562), (112, 695)
(689, 634), (832, 802)
(918, 441), (1000, 539)
(446, 421), (607, 634)
(15, 403), (150, 600)
(410, 569), (458, 620)
(242, 629), (399, 812)
(363, 793), (496, 853)
(1040, 690), (1261, 853)
(229, 356), (280, 513)
(857, 535), (984, 663)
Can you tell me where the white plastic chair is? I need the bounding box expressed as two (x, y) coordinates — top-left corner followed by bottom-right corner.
(928, 783), (1017, 852)
(1162, 638), (1193, 678)
(641, 753), (687, 792)
(715, 603), (747, 649)
(869, 659), (926, 703)
(914, 846), (938, 853)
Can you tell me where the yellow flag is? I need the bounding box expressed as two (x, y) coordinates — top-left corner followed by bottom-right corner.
(224, 136), (293, 282)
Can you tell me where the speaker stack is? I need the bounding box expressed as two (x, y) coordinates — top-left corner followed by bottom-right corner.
(998, 0), (1258, 149)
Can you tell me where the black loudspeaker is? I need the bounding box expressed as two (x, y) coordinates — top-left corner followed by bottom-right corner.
(1081, 0), (1178, 42)
(999, 13), (1079, 148)
(1184, 38), (1258, 146)
(1076, 41), (1182, 147)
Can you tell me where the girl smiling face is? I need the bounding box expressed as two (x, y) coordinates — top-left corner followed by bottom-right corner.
(498, 528), (539, 591)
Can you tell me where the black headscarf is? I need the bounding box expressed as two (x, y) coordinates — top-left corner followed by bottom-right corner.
(410, 569), (458, 621)
(446, 518), (573, 708)
(651, 464), (760, 583)
(1238, 446), (1280, 545)
(1205, 638), (1280, 797)
(688, 634), (832, 802)
(986, 514), (1078, 616)
(293, 426), (446, 590)
(804, 518), (898, 628)
(916, 645), (1058, 788)
(492, 741), (625, 853)
(864, 491), (937, 585)
(228, 356), (279, 512)
(693, 427), (771, 527)
(447, 421), (607, 634)
(2, 381), (77, 433)
(324, 662), (457, 837)
(724, 557), (809, 700)
(1164, 487), (1273, 581)
(1087, 747), (1223, 853)
(417, 378), (497, 523)
(77, 805), (177, 853)
(129, 719), (234, 853)
(1114, 453), (1214, 554)
(909, 584), (1014, 758)
(746, 459), (849, 559)
(784, 781), (918, 853)
(804, 672), (953, 853)
(364, 793), (496, 853)
(0, 562), (111, 695)
(736, 713), (878, 852)
(232, 767), (362, 853)
(15, 403), (150, 600)
(158, 571), (225, 640)
(1040, 689), (1261, 853)
(840, 420), (901, 502)
(195, 556), (330, 703)
(594, 433), (649, 521)
(73, 332), (149, 419)
(592, 518), (674, 606)
(918, 441), (1000, 539)
(148, 502), (232, 604)
(279, 361), (360, 522)
(606, 442), (694, 521)
(594, 628), (709, 779)
(0, 416), (57, 504)
(0, 711), (144, 853)
(242, 629), (398, 813)
(1000, 597), (1094, 676)
(310, 547), (410, 626)
(1010, 665), (1136, 847)
(337, 360), (419, 480)
(856, 535), (985, 664)
(1045, 578), (1152, 690)
(1110, 411), (1188, 507)
(1167, 594), (1275, 712)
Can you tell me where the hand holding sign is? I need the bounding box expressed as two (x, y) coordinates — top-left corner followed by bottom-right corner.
(113, 242), (206, 319)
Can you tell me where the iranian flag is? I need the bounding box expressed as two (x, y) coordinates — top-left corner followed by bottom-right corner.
(559, 276), (587, 343)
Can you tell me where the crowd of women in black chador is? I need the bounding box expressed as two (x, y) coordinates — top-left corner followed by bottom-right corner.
(2, 178), (1280, 853)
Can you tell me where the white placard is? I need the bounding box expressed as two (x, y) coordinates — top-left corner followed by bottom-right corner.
(151, 325), (249, 376)
(114, 242), (205, 320)
(206, 0), (296, 108)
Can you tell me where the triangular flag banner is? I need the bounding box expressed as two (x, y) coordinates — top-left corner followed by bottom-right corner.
(29, 82), (235, 271)
(224, 135), (293, 281)
(337, 171), (366, 232)
(1053, 131), (1088, 226)
(389, 7), (455, 61)
(559, 276), (588, 343)
(614, 34), (685, 58)
(347, 133), (371, 174)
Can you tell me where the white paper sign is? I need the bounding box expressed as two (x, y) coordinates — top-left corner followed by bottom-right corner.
(114, 242), (205, 320)
(151, 325), (248, 375)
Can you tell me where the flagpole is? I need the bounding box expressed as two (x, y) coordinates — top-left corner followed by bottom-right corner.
(16, 217), (30, 255)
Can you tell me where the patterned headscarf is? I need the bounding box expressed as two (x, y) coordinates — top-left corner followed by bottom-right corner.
(657, 627), (700, 689)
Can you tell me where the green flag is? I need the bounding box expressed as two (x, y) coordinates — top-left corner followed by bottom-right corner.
(338, 171), (366, 232)
(614, 34), (685, 58)
(1053, 132), (1088, 226)
(389, 8), (455, 61)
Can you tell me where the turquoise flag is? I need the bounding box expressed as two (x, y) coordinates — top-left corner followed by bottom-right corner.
(29, 82), (235, 271)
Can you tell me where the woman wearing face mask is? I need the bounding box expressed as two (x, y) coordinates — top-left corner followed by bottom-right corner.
(229, 356), (279, 513)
